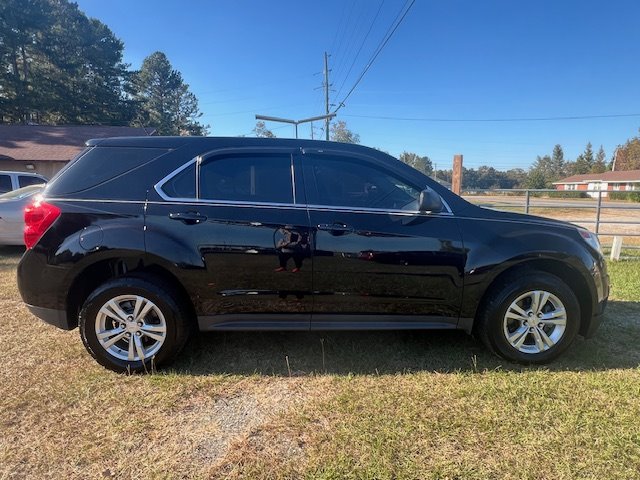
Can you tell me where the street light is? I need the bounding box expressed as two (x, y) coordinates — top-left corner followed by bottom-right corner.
(255, 113), (336, 139)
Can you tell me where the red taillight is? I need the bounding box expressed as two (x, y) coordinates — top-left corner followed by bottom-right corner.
(24, 197), (61, 249)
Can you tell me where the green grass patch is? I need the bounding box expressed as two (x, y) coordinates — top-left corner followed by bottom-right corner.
(607, 259), (640, 301)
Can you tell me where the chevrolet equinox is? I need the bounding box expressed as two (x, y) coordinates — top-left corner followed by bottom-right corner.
(17, 137), (609, 372)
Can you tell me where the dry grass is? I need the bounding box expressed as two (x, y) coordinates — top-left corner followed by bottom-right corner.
(1, 246), (640, 479)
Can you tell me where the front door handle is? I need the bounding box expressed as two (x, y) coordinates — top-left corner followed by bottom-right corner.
(168, 211), (208, 225)
(317, 223), (354, 234)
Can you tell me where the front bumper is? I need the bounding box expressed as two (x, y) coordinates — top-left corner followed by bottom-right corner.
(582, 294), (608, 339)
(26, 304), (75, 330)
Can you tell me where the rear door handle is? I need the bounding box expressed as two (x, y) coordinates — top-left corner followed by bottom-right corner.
(168, 211), (208, 225)
(317, 223), (354, 234)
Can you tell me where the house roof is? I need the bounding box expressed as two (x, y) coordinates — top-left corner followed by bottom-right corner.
(0, 125), (156, 162)
(553, 169), (640, 184)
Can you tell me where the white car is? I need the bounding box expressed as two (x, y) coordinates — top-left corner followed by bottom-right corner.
(0, 184), (45, 245)
(0, 171), (48, 194)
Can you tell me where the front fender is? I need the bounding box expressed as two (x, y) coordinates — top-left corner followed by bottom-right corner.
(458, 217), (600, 323)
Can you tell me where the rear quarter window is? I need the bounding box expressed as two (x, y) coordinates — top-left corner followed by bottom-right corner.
(47, 147), (169, 195)
(18, 175), (46, 188)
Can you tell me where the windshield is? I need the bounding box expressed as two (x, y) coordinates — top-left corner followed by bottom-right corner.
(0, 184), (44, 201)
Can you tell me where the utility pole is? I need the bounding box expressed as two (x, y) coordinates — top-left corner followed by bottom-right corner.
(612, 146), (621, 171)
(452, 155), (463, 195)
(324, 52), (330, 141)
(310, 122), (314, 140)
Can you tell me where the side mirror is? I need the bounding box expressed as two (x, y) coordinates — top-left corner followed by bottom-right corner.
(417, 188), (444, 213)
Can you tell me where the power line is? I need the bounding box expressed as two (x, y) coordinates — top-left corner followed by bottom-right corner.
(329, 1), (349, 59)
(331, 0), (359, 80)
(343, 112), (640, 122)
(334, 0), (385, 102)
(196, 73), (314, 97)
(331, 1), (369, 89)
(204, 102), (317, 118)
(334, 0), (416, 114)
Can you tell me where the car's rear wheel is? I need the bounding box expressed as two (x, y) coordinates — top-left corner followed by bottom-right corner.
(477, 271), (580, 363)
(79, 277), (191, 373)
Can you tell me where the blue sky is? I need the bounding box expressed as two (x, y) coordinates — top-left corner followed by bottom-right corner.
(75, 0), (640, 170)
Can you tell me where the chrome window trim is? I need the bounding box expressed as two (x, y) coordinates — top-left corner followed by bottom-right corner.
(154, 157), (197, 202)
(306, 204), (454, 217)
(153, 152), (453, 216)
(41, 197), (454, 217)
(290, 157), (297, 204)
(155, 152), (296, 204)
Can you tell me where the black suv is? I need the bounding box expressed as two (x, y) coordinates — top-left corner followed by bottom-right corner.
(18, 137), (609, 372)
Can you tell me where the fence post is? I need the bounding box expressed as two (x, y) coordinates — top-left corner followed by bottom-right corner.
(595, 190), (602, 234)
(610, 236), (623, 261)
(525, 190), (530, 214)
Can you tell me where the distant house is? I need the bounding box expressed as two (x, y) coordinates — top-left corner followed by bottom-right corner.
(553, 170), (640, 198)
(0, 125), (156, 179)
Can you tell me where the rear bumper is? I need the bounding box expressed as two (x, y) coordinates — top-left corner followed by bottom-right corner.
(26, 304), (75, 330)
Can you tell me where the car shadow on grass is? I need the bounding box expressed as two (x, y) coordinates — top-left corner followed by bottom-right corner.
(173, 300), (640, 376)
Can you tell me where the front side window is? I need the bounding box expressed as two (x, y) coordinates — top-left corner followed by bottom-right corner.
(199, 154), (293, 204)
(304, 155), (421, 210)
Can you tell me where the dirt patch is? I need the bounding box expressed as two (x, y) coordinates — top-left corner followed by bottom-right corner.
(168, 378), (311, 469)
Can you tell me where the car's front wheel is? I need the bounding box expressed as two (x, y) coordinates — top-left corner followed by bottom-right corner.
(477, 271), (581, 363)
(79, 277), (191, 373)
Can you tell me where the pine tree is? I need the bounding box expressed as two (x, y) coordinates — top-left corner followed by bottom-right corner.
(550, 144), (565, 179)
(583, 142), (594, 167)
(573, 143), (595, 175)
(132, 52), (207, 135)
(573, 154), (589, 174)
(591, 146), (607, 173)
(527, 154), (555, 187)
(0, 0), (132, 124)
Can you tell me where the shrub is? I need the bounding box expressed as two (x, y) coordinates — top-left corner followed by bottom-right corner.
(546, 191), (589, 199)
(609, 191), (640, 202)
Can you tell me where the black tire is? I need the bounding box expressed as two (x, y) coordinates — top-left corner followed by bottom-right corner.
(79, 276), (191, 373)
(476, 270), (580, 364)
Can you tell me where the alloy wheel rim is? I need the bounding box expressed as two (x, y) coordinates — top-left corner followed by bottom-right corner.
(95, 295), (167, 362)
(502, 290), (567, 354)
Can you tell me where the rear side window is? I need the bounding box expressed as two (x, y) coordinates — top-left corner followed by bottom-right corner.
(18, 175), (45, 188)
(0, 175), (11, 193)
(199, 154), (293, 204)
(47, 147), (169, 195)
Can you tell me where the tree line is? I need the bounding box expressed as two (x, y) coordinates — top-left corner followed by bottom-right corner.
(0, 0), (206, 134)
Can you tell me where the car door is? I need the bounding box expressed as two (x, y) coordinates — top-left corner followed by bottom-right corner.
(146, 148), (312, 330)
(301, 149), (465, 329)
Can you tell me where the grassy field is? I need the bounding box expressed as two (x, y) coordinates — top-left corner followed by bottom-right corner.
(1, 246), (639, 479)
